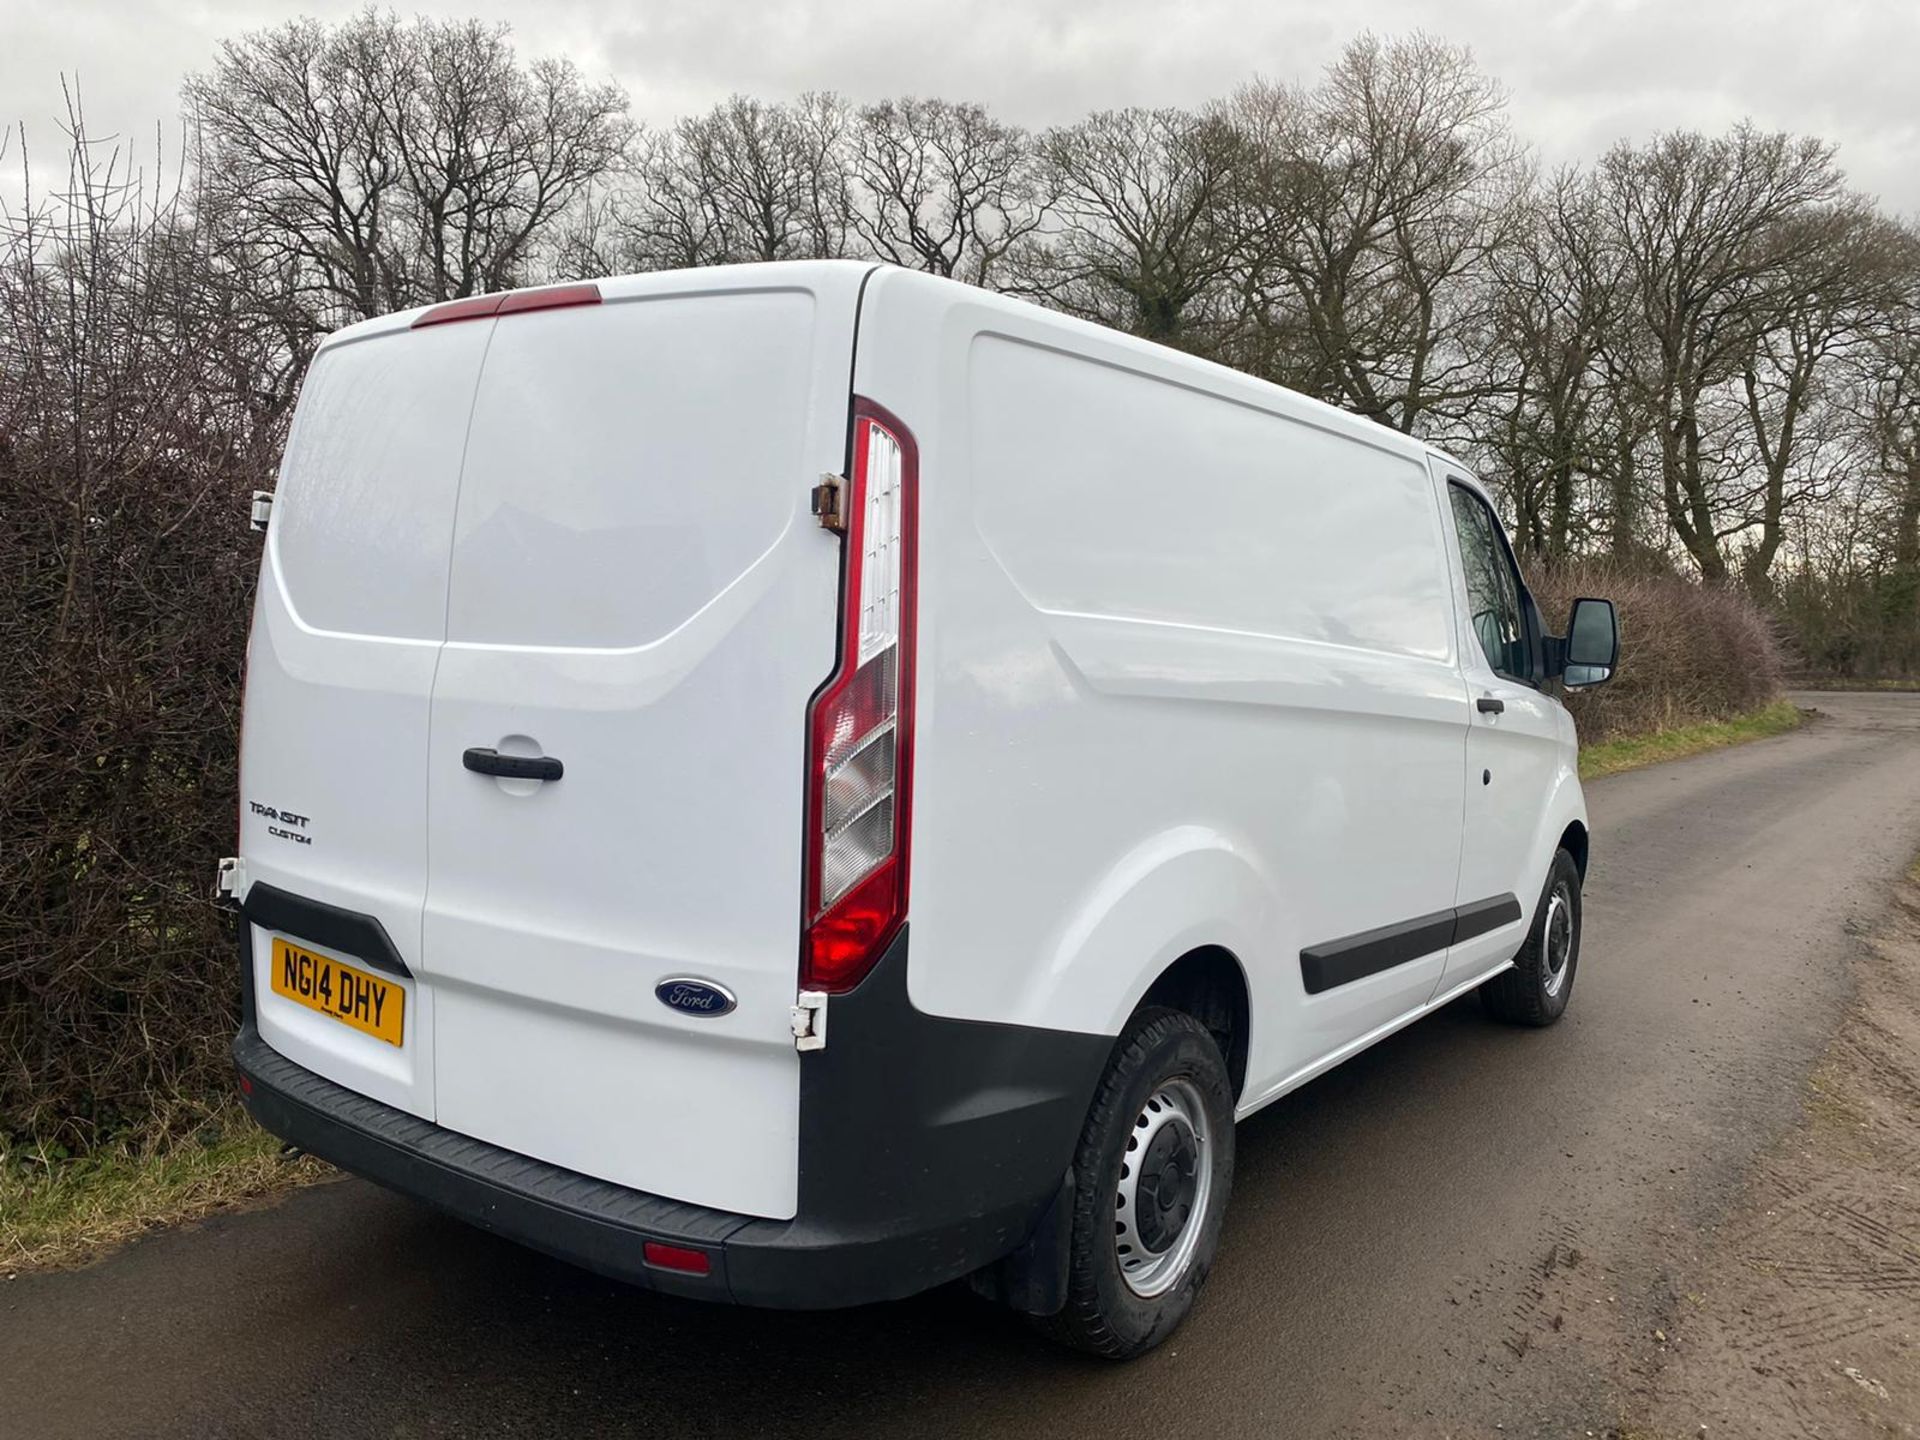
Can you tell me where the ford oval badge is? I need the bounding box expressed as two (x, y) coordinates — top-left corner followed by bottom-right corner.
(655, 977), (737, 1018)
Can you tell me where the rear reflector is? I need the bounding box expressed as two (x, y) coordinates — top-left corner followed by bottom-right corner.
(642, 1241), (712, 1275)
(413, 283), (602, 329)
(802, 401), (918, 992)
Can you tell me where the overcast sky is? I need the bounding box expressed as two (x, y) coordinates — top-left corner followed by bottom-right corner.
(3, 0), (1917, 215)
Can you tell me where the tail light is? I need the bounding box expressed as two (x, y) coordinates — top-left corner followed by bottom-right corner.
(803, 400), (918, 992)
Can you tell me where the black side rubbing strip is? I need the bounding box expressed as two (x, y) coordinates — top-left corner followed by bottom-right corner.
(240, 882), (412, 979)
(1452, 893), (1524, 944)
(1300, 892), (1522, 995)
(1300, 908), (1456, 995)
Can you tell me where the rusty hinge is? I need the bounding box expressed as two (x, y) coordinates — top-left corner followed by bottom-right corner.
(810, 474), (846, 533)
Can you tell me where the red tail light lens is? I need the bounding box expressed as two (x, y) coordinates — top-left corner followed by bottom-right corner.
(803, 401), (918, 992)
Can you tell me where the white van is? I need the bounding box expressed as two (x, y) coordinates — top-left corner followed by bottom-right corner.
(224, 261), (1618, 1358)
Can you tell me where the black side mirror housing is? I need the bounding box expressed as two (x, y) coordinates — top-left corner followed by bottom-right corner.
(1553, 597), (1618, 688)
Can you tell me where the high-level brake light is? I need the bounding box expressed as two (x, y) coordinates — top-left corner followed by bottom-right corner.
(411, 283), (602, 328)
(803, 401), (918, 992)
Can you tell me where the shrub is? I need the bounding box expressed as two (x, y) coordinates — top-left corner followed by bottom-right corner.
(1530, 562), (1788, 745)
(0, 127), (294, 1151)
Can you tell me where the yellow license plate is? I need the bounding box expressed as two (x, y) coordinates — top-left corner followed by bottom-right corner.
(270, 937), (405, 1047)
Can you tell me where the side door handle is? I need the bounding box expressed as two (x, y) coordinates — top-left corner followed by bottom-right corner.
(463, 748), (564, 782)
(1476, 696), (1505, 715)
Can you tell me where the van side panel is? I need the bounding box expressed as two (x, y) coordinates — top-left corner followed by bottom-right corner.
(852, 272), (1472, 1106)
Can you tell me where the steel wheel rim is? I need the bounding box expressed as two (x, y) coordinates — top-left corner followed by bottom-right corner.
(1113, 1076), (1213, 1299)
(1542, 882), (1574, 999)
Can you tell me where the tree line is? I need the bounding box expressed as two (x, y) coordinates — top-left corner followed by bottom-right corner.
(134, 13), (1919, 674)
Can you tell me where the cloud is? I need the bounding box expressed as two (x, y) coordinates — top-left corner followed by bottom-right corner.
(2, 0), (1915, 215)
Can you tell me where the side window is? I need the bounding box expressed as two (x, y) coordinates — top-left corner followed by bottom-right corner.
(1447, 483), (1528, 681)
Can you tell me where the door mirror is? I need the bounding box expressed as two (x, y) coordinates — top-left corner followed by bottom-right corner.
(1561, 597), (1618, 688)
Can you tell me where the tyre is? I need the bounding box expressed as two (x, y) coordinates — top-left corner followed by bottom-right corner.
(1034, 1007), (1236, 1360)
(1479, 847), (1582, 1026)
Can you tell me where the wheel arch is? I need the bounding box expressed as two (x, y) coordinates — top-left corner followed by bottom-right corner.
(1136, 945), (1252, 1102)
(1558, 817), (1589, 878)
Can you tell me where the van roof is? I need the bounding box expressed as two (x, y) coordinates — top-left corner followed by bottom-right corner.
(315, 259), (879, 353)
(319, 260), (1468, 480)
(872, 266), (1454, 473)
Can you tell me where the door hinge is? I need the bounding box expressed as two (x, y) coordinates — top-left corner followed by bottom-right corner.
(790, 990), (828, 1052)
(250, 491), (275, 533)
(215, 855), (248, 908)
(810, 474), (845, 533)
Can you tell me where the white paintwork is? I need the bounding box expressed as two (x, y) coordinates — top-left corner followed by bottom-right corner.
(1434, 462), (1583, 992)
(239, 259), (1589, 1221)
(240, 315), (489, 1119)
(849, 267), (1587, 1117)
(242, 265), (862, 1220)
(421, 280), (852, 1219)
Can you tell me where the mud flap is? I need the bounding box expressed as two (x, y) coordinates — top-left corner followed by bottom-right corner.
(967, 1167), (1075, 1317)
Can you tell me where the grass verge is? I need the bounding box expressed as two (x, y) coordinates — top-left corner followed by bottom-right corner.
(1, 1103), (327, 1274)
(1579, 699), (1805, 780)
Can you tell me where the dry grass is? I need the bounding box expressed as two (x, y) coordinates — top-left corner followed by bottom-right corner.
(1578, 700), (1805, 780)
(0, 1102), (327, 1273)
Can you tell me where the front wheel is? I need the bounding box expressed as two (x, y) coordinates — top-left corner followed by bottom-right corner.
(1480, 846), (1582, 1026)
(1034, 1007), (1235, 1359)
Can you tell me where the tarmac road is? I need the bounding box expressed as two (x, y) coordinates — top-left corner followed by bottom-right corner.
(9, 691), (1920, 1439)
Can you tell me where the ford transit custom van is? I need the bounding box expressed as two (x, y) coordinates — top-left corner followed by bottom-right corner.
(224, 261), (1619, 1358)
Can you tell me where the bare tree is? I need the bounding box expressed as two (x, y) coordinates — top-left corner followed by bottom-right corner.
(1226, 34), (1523, 433)
(620, 94), (854, 268)
(1017, 107), (1243, 347)
(1600, 126), (1848, 582)
(1733, 205), (1910, 589)
(1860, 268), (1920, 645)
(848, 97), (1043, 283)
(186, 11), (632, 330)
(1475, 168), (1627, 558)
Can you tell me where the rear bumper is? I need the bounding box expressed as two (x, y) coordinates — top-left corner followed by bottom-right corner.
(234, 910), (1110, 1310)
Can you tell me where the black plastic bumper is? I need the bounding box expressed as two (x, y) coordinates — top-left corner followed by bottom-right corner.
(234, 902), (1111, 1311)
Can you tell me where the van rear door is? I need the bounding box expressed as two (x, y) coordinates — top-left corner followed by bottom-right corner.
(420, 269), (864, 1220)
(240, 315), (492, 1120)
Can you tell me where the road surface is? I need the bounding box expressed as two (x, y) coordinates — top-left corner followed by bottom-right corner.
(9, 691), (1920, 1438)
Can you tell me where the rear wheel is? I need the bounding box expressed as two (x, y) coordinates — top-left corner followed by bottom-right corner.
(1479, 847), (1582, 1026)
(1034, 1007), (1235, 1359)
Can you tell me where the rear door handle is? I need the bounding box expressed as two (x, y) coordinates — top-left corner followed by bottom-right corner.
(463, 748), (563, 782)
(1476, 697), (1505, 715)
